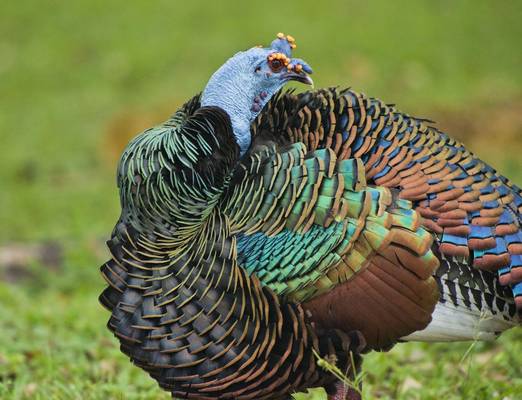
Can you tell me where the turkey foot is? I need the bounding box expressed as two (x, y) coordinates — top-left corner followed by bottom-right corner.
(327, 381), (362, 400)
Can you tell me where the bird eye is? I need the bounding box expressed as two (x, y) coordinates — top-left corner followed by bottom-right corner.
(269, 59), (283, 72)
(267, 53), (289, 73)
(255, 66), (261, 73)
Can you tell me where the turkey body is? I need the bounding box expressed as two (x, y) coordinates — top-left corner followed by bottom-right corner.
(249, 88), (521, 349)
(100, 88), (521, 399)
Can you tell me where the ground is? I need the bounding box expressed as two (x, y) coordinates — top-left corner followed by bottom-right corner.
(0, 1), (521, 399)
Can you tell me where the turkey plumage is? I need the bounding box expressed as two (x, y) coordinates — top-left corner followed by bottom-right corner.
(100, 34), (521, 399)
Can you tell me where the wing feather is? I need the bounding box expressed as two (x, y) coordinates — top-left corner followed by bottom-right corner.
(221, 141), (440, 348)
(254, 88), (522, 308)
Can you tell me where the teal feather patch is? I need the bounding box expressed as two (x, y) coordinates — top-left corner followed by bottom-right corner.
(237, 222), (350, 299)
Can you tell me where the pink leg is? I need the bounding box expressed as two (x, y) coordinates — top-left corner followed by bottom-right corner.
(327, 381), (362, 400)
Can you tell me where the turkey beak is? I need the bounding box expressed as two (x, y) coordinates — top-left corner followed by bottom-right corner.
(283, 58), (313, 86)
(286, 71), (314, 86)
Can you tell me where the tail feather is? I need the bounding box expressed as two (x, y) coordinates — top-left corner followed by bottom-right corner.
(403, 246), (520, 342)
(402, 301), (518, 342)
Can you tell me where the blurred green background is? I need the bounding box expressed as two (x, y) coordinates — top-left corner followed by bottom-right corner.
(1, 1), (521, 399)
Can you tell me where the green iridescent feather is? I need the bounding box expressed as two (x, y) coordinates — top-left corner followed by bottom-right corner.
(224, 142), (437, 303)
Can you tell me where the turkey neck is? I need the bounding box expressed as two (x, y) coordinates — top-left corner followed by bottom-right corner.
(201, 82), (255, 156)
(201, 67), (273, 156)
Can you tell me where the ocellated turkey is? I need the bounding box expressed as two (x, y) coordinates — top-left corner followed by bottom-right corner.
(100, 34), (521, 399)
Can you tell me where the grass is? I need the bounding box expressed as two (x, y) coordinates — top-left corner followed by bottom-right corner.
(0, 1), (521, 399)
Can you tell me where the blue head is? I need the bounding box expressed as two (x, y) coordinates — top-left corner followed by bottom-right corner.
(201, 34), (313, 155)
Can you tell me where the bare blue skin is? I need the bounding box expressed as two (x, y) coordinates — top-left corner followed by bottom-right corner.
(201, 40), (313, 155)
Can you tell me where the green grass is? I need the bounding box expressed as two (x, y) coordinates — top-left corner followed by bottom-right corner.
(0, 1), (521, 399)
